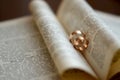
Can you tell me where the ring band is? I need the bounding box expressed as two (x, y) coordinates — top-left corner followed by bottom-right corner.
(69, 30), (89, 53)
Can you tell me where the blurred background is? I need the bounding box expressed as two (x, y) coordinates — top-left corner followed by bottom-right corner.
(0, 0), (120, 21)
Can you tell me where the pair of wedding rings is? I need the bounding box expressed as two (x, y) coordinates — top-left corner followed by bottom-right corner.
(69, 30), (89, 53)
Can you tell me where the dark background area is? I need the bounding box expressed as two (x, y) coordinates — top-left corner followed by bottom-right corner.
(0, 0), (120, 21)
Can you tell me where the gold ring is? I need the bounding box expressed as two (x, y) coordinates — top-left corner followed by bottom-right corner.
(69, 30), (89, 53)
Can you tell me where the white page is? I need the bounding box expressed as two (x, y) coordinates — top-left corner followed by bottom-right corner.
(0, 16), (59, 80)
(29, 0), (97, 80)
(57, 0), (120, 79)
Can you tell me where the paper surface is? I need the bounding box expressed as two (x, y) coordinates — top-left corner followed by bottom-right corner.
(0, 16), (59, 80)
(29, 0), (97, 80)
(97, 11), (120, 80)
(97, 11), (120, 39)
(57, 0), (120, 80)
(0, 0), (120, 79)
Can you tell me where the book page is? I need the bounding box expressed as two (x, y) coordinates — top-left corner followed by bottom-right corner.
(0, 16), (59, 80)
(97, 11), (120, 80)
(57, 0), (120, 80)
(29, 0), (97, 80)
(97, 11), (120, 39)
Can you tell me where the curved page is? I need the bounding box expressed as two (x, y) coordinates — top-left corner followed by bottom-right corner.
(0, 16), (59, 80)
(29, 0), (97, 80)
(57, 0), (120, 80)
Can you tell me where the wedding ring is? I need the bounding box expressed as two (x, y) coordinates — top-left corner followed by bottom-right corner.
(69, 30), (89, 53)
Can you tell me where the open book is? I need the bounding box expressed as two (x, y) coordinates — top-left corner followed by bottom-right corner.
(0, 0), (120, 80)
